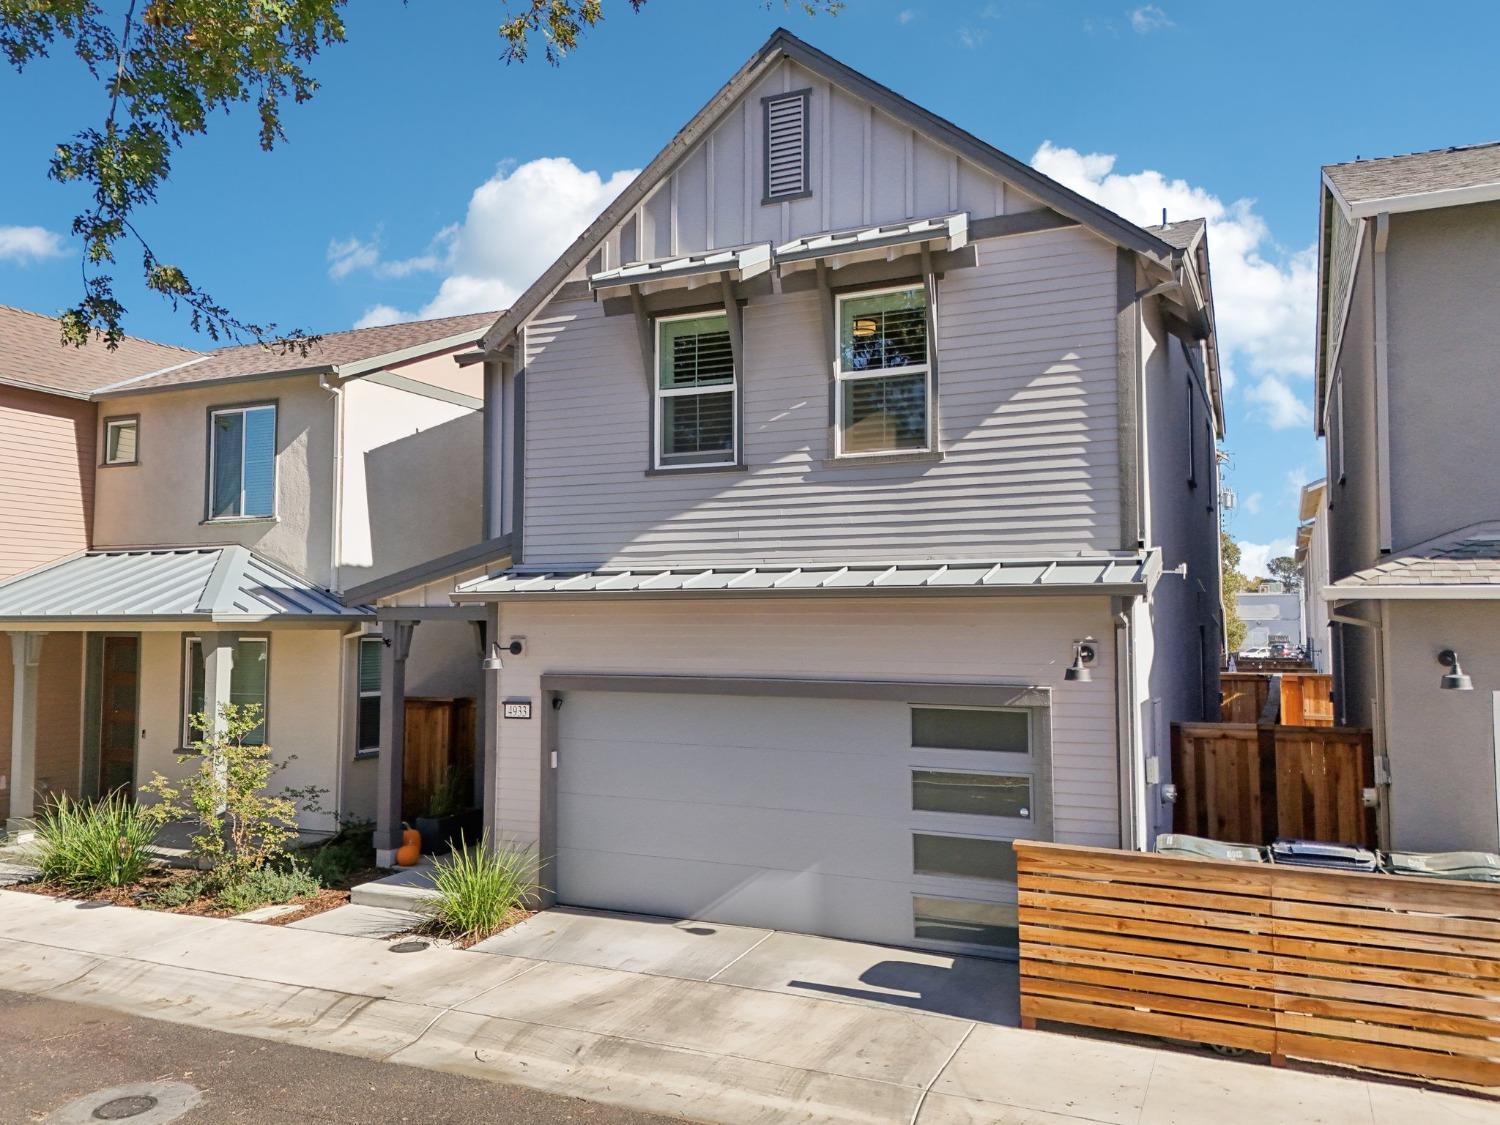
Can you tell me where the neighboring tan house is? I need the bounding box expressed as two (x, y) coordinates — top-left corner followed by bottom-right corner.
(1296, 478), (1330, 673)
(0, 309), (494, 838)
(1315, 142), (1500, 852)
(369, 30), (1225, 958)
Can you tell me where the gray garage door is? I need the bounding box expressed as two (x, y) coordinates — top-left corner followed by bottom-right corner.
(554, 689), (1050, 956)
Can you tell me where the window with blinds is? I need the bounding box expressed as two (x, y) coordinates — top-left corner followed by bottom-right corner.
(835, 286), (931, 455)
(655, 311), (737, 468)
(209, 403), (277, 518)
(763, 90), (810, 201)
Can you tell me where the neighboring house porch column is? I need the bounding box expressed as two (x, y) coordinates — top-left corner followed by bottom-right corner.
(200, 632), (237, 740)
(374, 619), (415, 866)
(7, 632), (46, 838)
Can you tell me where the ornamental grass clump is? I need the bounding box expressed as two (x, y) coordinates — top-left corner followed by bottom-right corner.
(426, 835), (538, 941)
(33, 792), (157, 891)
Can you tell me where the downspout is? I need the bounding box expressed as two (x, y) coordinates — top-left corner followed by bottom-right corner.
(1114, 599), (1143, 851)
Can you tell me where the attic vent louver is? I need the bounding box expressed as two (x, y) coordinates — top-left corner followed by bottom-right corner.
(763, 90), (810, 202)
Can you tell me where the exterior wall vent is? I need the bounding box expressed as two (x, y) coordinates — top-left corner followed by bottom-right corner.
(763, 90), (811, 203)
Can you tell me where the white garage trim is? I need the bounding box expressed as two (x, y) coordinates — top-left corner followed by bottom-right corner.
(534, 672), (1053, 949)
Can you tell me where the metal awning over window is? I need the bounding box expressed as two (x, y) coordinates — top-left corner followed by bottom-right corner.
(0, 547), (369, 624)
(588, 243), (773, 296)
(775, 213), (970, 274)
(455, 553), (1158, 602)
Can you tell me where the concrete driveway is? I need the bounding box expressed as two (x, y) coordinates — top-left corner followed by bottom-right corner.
(472, 907), (1020, 1024)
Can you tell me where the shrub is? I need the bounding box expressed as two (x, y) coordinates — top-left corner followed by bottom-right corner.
(309, 822), (374, 887)
(140, 873), (211, 910)
(139, 703), (301, 885)
(216, 860), (320, 913)
(33, 793), (157, 891)
(426, 835), (537, 940)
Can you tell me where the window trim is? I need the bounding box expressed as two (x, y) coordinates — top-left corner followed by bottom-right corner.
(180, 633), (271, 750)
(833, 282), (934, 459)
(355, 634), (382, 760)
(101, 414), (140, 467)
(1186, 377), (1198, 489)
(205, 400), (279, 522)
(651, 307), (740, 471)
(760, 87), (812, 205)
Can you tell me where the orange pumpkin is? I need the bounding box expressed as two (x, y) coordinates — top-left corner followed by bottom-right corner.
(396, 827), (421, 867)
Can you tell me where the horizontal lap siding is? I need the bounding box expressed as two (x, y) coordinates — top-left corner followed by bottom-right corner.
(492, 596), (1120, 848)
(0, 388), (94, 579)
(522, 226), (1120, 566)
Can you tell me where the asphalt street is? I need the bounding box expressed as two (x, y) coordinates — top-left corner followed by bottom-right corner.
(0, 989), (679, 1124)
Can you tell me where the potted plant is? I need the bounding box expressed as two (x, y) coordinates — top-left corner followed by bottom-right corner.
(415, 768), (466, 855)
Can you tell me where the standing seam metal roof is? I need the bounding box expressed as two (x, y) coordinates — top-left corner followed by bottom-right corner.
(0, 547), (369, 620)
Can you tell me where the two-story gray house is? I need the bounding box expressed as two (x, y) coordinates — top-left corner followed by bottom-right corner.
(368, 30), (1225, 957)
(1316, 143), (1500, 853)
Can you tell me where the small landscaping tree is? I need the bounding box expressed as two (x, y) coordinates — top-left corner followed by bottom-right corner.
(139, 703), (301, 888)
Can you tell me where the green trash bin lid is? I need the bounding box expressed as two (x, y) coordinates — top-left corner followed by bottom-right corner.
(1155, 834), (1266, 863)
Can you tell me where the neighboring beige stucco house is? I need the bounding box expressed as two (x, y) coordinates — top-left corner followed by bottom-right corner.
(369, 30), (1227, 958)
(1314, 142), (1500, 852)
(1295, 479), (1331, 673)
(0, 309), (493, 839)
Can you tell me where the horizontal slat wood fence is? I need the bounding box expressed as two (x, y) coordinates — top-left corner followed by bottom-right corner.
(1016, 841), (1500, 1086)
(1171, 722), (1375, 847)
(1233, 657), (1316, 674)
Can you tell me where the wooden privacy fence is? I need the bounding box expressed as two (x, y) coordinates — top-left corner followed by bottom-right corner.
(402, 697), (476, 820)
(1171, 722), (1375, 847)
(1016, 842), (1500, 1086)
(1219, 672), (1333, 726)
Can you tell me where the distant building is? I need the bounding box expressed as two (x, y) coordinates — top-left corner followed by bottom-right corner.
(1235, 585), (1304, 651)
(1296, 479), (1331, 672)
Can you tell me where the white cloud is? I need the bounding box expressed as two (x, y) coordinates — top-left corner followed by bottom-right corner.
(349, 157), (637, 327)
(1030, 142), (1317, 403)
(898, 8), (918, 24)
(1286, 465), (1310, 496)
(1245, 376), (1312, 430)
(1239, 537), (1295, 579)
(1128, 4), (1174, 33)
(1244, 491), (1263, 516)
(352, 304), (405, 330)
(957, 26), (988, 48)
(0, 224), (67, 264)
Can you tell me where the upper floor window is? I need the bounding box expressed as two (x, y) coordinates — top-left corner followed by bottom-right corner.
(209, 404), (276, 519)
(763, 90), (810, 202)
(102, 416), (139, 466)
(836, 285), (931, 456)
(655, 311), (737, 469)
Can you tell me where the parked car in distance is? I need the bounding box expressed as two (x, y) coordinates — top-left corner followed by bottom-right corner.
(1239, 647), (1272, 659)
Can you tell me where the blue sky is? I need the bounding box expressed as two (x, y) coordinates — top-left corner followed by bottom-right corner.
(2, 0), (1497, 571)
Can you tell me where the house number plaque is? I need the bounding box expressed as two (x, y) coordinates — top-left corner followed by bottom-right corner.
(503, 699), (533, 720)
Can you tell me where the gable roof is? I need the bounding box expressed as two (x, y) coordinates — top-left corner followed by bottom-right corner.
(1324, 142), (1500, 213)
(0, 305), (197, 398)
(93, 310), (498, 397)
(1146, 218), (1206, 251)
(478, 27), (1176, 356)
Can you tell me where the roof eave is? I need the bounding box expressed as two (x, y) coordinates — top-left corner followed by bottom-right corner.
(1326, 585), (1500, 601)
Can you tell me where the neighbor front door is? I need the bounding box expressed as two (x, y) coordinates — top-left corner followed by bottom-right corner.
(99, 635), (139, 796)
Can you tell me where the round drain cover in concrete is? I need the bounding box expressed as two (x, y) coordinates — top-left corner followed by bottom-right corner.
(53, 1082), (202, 1124)
(389, 939), (429, 953)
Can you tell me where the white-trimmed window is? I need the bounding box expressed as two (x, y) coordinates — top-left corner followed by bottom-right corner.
(103, 416), (139, 466)
(356, 635), (382, 757)
(654, 310), (737, 468)
(209, 403), (277, 519)
(835, 285), (931, 456)
(183, 635), (269, 746)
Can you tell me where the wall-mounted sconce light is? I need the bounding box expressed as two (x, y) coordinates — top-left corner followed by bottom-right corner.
(1065, 638), (1098, 683)
(1438, 649), (1473, 691)
(481, 638), (524, 671)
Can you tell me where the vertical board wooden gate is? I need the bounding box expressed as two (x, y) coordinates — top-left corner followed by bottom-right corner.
(1170, 722), (1376, 846)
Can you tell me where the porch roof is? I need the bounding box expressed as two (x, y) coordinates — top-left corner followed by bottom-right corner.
(453, 552), (1158, 601)
(0, 547), (370, 623)
(773, 212), (969, 267)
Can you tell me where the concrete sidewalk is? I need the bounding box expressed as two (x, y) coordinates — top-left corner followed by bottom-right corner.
(0, 891), (1494, 1125)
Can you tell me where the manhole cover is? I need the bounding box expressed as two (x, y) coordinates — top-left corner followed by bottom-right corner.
(93, 1095), (159, 1119)
(389, 939), (429, 953)
(53, 1082), (201, 1124)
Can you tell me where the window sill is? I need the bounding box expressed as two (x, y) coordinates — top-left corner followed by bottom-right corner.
(354, 749), (380, 761)
(822, 450), (945, 469)
(99, 460), (139, 469)
(200, 515), (278, 526)
(644, 463), (747, 478)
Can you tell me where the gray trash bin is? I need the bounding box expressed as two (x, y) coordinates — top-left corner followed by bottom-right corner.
(1269, 838), (1380, 872)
